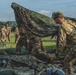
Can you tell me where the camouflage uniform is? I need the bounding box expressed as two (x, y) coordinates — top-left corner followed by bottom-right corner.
(53, 12), (76, 75)
(16, 27), (29, 54)
(1, 26), (7, 44)
(14, 27), (20, 43)
(28, 33), (56, 64)
(62, 20), (76, 75)
(57, 19), (76, 75)
(5, 24), (11, 43)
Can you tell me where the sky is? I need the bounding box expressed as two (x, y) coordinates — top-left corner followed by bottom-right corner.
(0, 0), (76, 22)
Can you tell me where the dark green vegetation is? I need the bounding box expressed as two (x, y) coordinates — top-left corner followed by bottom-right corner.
(0, 21), (17, 32)
(0, 21), (16, 26)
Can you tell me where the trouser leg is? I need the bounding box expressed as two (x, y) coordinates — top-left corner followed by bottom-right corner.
(63, 47), (76, 75)
(16, 38), (23, 53)
(35, 51), (56, 64)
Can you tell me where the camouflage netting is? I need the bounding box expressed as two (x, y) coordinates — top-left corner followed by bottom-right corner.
(11, 2), (76, 37)
(11, 2), (60, 37)
(0, 50), (76, 75)
(9, 2), (76, 75)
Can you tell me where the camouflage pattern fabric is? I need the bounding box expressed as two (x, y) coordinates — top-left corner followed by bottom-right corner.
(11, 3), (76, 38)
(57, 19), (76, 51)
(57, 19), (76, 75)
(11, 2), (59, 37)
(11, 2), (76, 74)
(27, 33), (56, 64)
(11, 2), (57, 63)
(16, 27), (29, 53)
(57, 26), (66, 53)
(63, 46), (76, 75)
(1, 26), (7, 44)
(5, 26), (11, 43)
(0, 69), (17, 75)
(16, 36), (28, 53)
(14, 27), (20, 43)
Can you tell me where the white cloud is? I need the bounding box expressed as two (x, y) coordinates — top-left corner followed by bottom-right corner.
(38, 10), (52, 17)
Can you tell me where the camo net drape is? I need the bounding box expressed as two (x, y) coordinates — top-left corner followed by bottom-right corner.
(11, 2), (59, 37)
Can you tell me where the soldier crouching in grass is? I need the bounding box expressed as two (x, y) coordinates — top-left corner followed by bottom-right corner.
(16, 27), (56, 64)
(27, 33), (56, 64)
(52, 12), (76, 75)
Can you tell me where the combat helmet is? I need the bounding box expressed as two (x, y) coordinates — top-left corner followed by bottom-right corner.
(52, 12), (64, 19)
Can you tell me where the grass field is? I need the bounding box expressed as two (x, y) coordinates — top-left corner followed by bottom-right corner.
(0, 33), (56, 51)
(42, 37), (56, 50)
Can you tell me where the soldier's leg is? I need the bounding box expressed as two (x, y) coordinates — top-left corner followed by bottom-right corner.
(64, 58), (76, 75)
(15, 34), (17, 43)
(24, 38), (29, 50)
(7, 34), (10, 42)
(68, 59), (76, 75)
(30, 38), (56, 64)
(34, 51), (56, 64)
(27, 40), (33, 54)
(40, 39), (46, 52)
(1, 34), (6, 45)
(63, 48), (76, 75)
(16, 37), (23, 54)
(15, 34), (19, 43)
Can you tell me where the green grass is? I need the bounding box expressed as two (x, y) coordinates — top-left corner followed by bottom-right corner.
(0, 35), (56, 51)
(43, 42), (56, 50)
(42, 37), (56, 51)
(0, 35), (16, 50)
(42, 36), (51, 40)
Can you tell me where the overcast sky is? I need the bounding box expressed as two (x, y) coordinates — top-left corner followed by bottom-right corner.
(0, 0), (76, 21)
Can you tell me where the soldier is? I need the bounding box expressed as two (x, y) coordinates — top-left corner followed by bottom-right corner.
(1, 25), (7, 45)
(5, 23), (11, 43)
(14, 27), (20, 43)
(16, 27), (29, 54)
(52, 12), (76, 75)
(27, 33), (56, 64)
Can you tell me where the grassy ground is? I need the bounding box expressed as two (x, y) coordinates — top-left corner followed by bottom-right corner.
(0, 33), (16, 50)
(42, 37), (56, 51)
(0, 33), (56, 51)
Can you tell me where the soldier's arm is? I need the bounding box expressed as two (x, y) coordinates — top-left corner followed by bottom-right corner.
(57, 28), (67, 52)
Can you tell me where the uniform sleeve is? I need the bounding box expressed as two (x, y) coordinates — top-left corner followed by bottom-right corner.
(57, 27), (66, 52)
